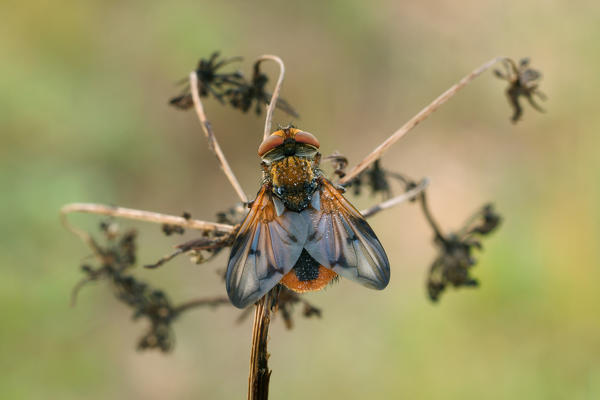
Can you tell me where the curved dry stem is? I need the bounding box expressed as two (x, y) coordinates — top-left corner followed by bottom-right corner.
(255, 55), (285, 140)
(417, 190), (446, 243)
(360, 178), (430, 218)
(61, 203), (234, 234)
(340, 56), (508, 185)
(189, 72), (249, 203)
(60, 205), (103, 256)
(71, 277), (94, 307)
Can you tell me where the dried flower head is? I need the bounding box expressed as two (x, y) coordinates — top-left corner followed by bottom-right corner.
(224, 60), (299, 117)
(323, 152), (349, 179)
(494, 57), (547, 123)
(169, 52), (299, 118)
(71, 222), (235, 352)
(427, 204), (502, 301)
(169, 52), (244, 109)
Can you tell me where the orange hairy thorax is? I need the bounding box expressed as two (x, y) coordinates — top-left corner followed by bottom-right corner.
(270, 156), (314, 188)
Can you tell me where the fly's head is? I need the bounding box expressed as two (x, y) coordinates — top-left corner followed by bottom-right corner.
(258, 127), (321, 212)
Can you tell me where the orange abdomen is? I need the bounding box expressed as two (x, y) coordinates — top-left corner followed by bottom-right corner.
(280, 249), (337, 293)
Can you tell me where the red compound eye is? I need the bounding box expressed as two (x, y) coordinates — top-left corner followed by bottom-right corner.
(294, 131), (320, 149)
(258, 133), (285, 157)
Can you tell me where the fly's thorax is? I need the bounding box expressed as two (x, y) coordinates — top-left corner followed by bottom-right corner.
(268, 156), (319, 212)
(270, 156), (315, 186)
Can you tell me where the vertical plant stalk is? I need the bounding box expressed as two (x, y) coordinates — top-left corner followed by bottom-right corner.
(248, 290), (276, 400)
(340, 56), (508, 185)
(189, 72), (249, 203)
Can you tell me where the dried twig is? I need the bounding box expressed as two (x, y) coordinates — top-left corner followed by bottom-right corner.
(360, 178), (429, 218)
(418, 191), (445, 242)
(254, 55), (286, 140)
(61, 203), (234, 234)
(190, 71), (249, 203)
(276, 286), (322, 329)
(174, 296), (231, 313)
(71, 276), (95, 306)
(340, 56), (508, 185)
(60, 210), (102, 258)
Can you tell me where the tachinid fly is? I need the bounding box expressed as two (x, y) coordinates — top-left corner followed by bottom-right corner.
(226, 127), (390, 308)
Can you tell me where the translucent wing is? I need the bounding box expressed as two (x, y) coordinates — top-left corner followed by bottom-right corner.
(304, 179), (390, 289)
(226, 186), (308, 308)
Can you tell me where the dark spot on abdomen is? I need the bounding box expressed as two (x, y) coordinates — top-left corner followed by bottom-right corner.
(292, 249), (321, 281)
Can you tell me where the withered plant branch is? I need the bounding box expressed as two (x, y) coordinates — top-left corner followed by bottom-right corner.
(189, 71), (249, 203)
(143, 248), (185, 269)
(418, 191), (445, 243)
(276, 287), (322, 330)
(360, 178), (430, 218)
(340, 56), (508, 185)
(248, 290), (277, 400)
(145, 234), (235, 269)
(254, 55), (285, 140)
(61, 203), (234, 234)
(60, 209), (102, 258)
(71, 277), (95, 306)
(174, 296), (231, 314)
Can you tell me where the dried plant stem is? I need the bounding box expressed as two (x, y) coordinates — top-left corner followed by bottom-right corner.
(174, 296), (231, 314)
(340, 56), (507, 185)
(189, 72), (249, 203)
(71, 277), (95, 306)
(360, 178), (430, 218)
(418, 191), (445, 242)
(60, 210), (101, 257)
(255, 55), (285, 140)
(61, 203), (234, 234)
(248, 291), (276, 400)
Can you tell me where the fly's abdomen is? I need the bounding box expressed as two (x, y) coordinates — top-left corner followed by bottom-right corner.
(280, 249), (337, 292)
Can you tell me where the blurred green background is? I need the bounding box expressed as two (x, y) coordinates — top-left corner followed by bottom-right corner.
(2, 0), (599, 398)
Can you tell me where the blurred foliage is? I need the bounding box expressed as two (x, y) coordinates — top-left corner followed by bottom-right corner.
(2, 0), (600, 399)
